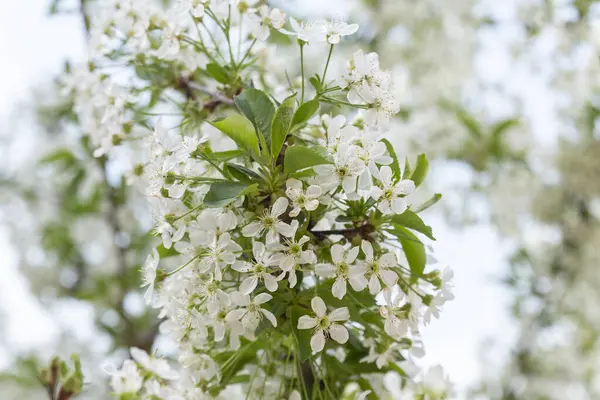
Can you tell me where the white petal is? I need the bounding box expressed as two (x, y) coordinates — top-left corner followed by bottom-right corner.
(310, 330), (326, 353)
(315, 263), (336, 278)
(332, 278), (347, 299)
(329, 307), (349, 322)
(368, 275), (381, 295)
(306, 185), (322, 198)
(331, 244), (345, 264)
(311, 296), (327, 317)
(239, 276), (258, 295)
(391, 198), (407, 214)
(261, 309), (278, 327)
(271, 197), (289, 217)
(263, 273), (279, 292)
(254, 293), (273, 304)
(361, 240), (373, 261)
(242, 221), (263, 237)
(347, 246), (360, 263)
(253, 241), (266, 260)
(380, 269), (398, 287)
(275, 221), (294, 237)
(342, 176), (357, 194)
(298, 315), (318, 329)
(329, 324), (349, 344)
(232, 261), (250, 272)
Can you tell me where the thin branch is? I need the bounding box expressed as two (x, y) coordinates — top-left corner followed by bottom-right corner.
(186, 81), (236, 105)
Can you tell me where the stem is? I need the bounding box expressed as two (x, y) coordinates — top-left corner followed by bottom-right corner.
(300, 42), (306, 104)
(167, 255), (200, 277)
(321, 44), (335, 86)
(186, 82), (235, 105)
(238, 39), (257, 69)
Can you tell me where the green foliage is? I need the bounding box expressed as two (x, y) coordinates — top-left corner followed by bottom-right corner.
(204, 182), (254, 207)
(388, 226), (427, 278)
(410, 154), (429, 187)
(283, 145), (332, 174)
(412, 193), (442, 213)
(271, 95), (297, 160)
(391, 210), (436, 240)
(234, 88), (276, 147)
(206, 63), (230, 84)
(210, 114), (260, 155)
(292, 98), (320, 126)
(380, 138), (401, 181)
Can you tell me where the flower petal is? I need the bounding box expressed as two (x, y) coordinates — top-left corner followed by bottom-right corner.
(311, 296), (327, 317)
(297, 315), (318, 329)
(329, 324), (349, 344)
(310, 330), (326, 353)
(329, 307), (349, 322)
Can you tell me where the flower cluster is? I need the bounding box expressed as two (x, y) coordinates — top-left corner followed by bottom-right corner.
(60, 0), (454, 398)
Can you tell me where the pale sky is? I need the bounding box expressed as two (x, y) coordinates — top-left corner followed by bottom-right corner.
(0, 0), (518, 397)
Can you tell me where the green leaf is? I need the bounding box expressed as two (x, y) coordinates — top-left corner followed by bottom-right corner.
(392, 226), (426, 277)
(290, 306), (313, 362)
(391, 210), (436, 240)
(402, 157), (412, 180)
(292, 98), (320, 126)
(155, 243), (179, 258)
(39, 149), (76, 166)
(284, 145), (332, 174)
(412, 193), (442, 213)
(491, 118), (519, 138)
(270, 95), (297, 160)
(380, 138), (400, 181)
(456, 108), (481, 138)
(234, 89), (276, 147)
(206, 63), (230, 84)
(207, 149), (244, 162)
(203, 182), (250, 207)
(410, 154), (429, 187)
(225, 163), (262, 184)
(309, 76), (322, 93)
(209, 114), (260, 156)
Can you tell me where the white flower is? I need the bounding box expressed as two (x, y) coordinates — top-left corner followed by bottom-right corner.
(340, 50), (389, 104)
(108, 360), (143, 395)
(286, 179), (322, 217)
(297, 297), (349, 353)
(371, 166), (415, 215)
(364, 87), (400, 128)
(379, 288), (409, 337)
(356, 140), (392, 191)
(314, 144), (365, 194)
(196, 232), (242, 280)
(323, 19), (359, 44)
(315, 244), (367, 299)
(130, 347), (179, 380)
(188, 209), (237, 245)
(242, 197), (294, 243)
(321, 114), (359, 153)
(270, 220), (316, 288)
(141, 248), (159, 305)
(226, 292), (277, 329)
(279, 18), (327, 43)
(232, 241), (281, 294)
(247, 6), (286, 41)
(156, 24), (181, 59)
(353, 241), (398, 295)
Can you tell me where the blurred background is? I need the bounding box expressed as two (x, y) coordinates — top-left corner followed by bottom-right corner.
(1, 0), (599, 398)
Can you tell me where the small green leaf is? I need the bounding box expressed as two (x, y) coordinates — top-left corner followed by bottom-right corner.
(209, 115), (260, 156)
(410, 154), (429, 187)
(456, 108), (481, 138)
(234, 88), (276, 147)
(412, 193), (442, 213)
(309, 76), (322, 93)
(206, 63), (230, 84)
(204, 182), (250, 207)
(284, 145), (332, 174)
(225, 163), (262, 184)
(391, 210), (436, 240)
(380, 139), (400, 181)
(402, 157), (412, 180)
(292, 98), (320, 126)
(491, 118), (519, 138)
(207, 150), (245, 162)
(391, 226), (426, 277)
(271, 95), (297, 160)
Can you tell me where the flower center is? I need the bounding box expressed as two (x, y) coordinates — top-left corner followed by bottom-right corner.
(319, 316), (330, 329)
(336, 262), (349, 276)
